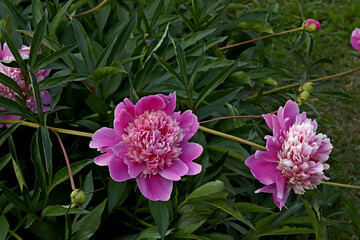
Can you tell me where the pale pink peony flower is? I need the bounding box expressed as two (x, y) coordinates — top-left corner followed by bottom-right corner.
(245, 100), (332, 209)
(89, 93), (203, 201)
(351, 28), (360, 51)
(0, 43), (51, 127)
(303, 19), (321, 33)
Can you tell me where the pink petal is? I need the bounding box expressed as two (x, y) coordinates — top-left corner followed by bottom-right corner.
(114, 108), (134, 136)
(134, 95), (166, 116)
(255, 184), (288, 210)
(254, 149), (278, 162)
(109, 156), (132, 182)
(263, 113), (273, 130)
(94, 152), (113, 166)
(0, 114), (22, 128)
(136, 174), (173, 201)
(112, 142), (128, 158)
(115, 99), (135, 120)
(275, 172), (287, 199)
(245, 154), (279, 185)
(174, 110), (199, 142)
(123, 157), (145, 178)
(283, 100), (299, 129)
(158, 160), (189, 181)
(185, 161), (202, 175)
(89, 127), (118, 149)
(179, 142), (203, 162)
(158, 92), (176, 115)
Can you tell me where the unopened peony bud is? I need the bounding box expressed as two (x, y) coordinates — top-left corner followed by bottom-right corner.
(303, 19), (321, 33)
(299, 82), (314, 94)
(70, 189), (86, 206)
(350, 28), (360, 51)
(299, 91), (310, 101)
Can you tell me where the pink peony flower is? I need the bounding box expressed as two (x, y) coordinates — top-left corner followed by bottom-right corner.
(245, 100), (332, 209)
(0, 43), (51, 127)
(89, 93), (203, 201)
(350, 28), (360, 51)
(303, 19), (321, 33)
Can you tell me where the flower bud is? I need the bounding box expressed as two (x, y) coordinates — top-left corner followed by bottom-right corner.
(303, 19), (321, 33)
(299, 91), (310, 101)
(350, 28), (360, 52)
(299, 82), (314, 94)
(70, 189), (86, 206)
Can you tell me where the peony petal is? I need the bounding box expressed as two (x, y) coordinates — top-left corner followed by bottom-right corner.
(185, 161), (202, 175)
(275, 172), (287, 199)
(135, 95), (166, 116)
(179, 142), (203, 162)
(114, 108), (135, 136)
(136, 174), (173, 201)
(283, 100), (299, 128)
(159, 160), (189, 181)
(255, 183), (288, 210)
(245, 154), (278, 185)
(94, 152), (113, 166)
(112, 142), (128, 158)
(263, 113), (273, 130)
(89, 127), (118, 149)
(159, 92), (176, 115)
(123, 157), (145, 178)
(254, 149), (278, 162)
(0, 114), (22, 128)
(109, 156), (132, 182)
(174, 110), (199, 142)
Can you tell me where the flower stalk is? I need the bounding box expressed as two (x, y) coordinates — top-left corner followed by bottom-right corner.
(247, 65), (360, 100)
(73, 0), (109, 18)
(219, 27), (303, 51)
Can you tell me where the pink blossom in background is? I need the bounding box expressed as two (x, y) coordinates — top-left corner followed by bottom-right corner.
(303, 19), (321, 33)
(0, 43), (51, 126)
(90, 93), (203, 201)
(245, 100), (332, 209)
(350, 28), (360, 51)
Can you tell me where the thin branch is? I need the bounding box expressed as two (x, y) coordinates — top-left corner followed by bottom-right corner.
(73, 0), (109, 18)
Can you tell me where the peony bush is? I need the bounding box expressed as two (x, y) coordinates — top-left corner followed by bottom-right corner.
(0, 1), (359, 239)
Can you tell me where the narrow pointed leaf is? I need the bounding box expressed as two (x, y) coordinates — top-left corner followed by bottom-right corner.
(149, 200), (169, 240)
(31, 130), (48, 192)
(0, 72), (24, 99)
(0, 154), (12, 172)
(39, 74), (89, 90)
(2, 0), (27, 29)
(0, 182), (31, 213)
(0, 122), (21, 146)
(0, 214), (9, 240)
(40, 126), (52, 172)
(171, 38), (188, 84)
(28, 66), (44, 125)
(49, 0), (73, 38)
(154, 54), (184, 86)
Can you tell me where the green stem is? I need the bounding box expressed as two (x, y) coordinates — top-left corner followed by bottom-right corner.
(219, 27), (303, 51)
(0, 120), (93, 138)
(198, 125), (267, 150)
(247, 65), (360, 100)
(73, 0), (109, 18)
(8, 230), (23, 240)
(321, 181), (360, 190)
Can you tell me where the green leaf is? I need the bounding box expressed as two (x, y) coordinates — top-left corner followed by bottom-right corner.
(42, 205), (89, 217)
(93, 66), (126, 86)
(30, 130), (48, 192)
(153, 54), (184, 86)
(259, 77), (277, 86)
(107, 180), (130, 213)
(149, 200), (169, 240)
(0, 122), (21, 146)
(174, 213), (207, 236)
(72, 19), (95, 74)
(34, 43), (78, 72)
(32, 0), (43, 25)
(207, 201), (254, 229)
(0, 72), (24, 99)
(230, 71), (251, 85)
(39, 74), (89, 90)
(72, 199), (107, 240)
(0, 214), (9, 240)
(237, 21), (273, 34)
(171, 38), (188, 85)
(2, 0), (27, 29)
(12, 158), (27, 193)
(85, 94), (109, 116)
(0, 182), (31, 213)
(195, 62), (238, 109)
(188, 180), (228, 202)
(29, 9), (47, 68)
(28, 66), (44, 124)
(188, 48), (205, 99)
(40, 126), (52, 173)
(340, 192), (360, 237)
(106, 11), (137, 65)
(1, 26), (29, 82)
(138, 226), (172, 240)
(0, 154), (12, 172)
(50, 159), (92, 191)
(49, 0), (73, 38)
(256, 226), (314, 237)
(232, 202), (272, 213)
(0, 95), (36, 122)
(300, 197), (325, 240)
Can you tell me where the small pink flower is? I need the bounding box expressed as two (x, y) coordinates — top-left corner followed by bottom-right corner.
(0, 43), (51, 127)
(245, 100), (332, 209)
(303, 19), (321, 33)
(90, 93), (203, 201)
(350, 28), (360, 51)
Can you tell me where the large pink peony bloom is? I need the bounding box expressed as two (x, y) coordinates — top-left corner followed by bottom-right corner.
(351, 28), (360, 51)
(245, 100), (332, 209)
(303, 19), (321, 33)
(89, 93), (203, 201)
(0, 43), (51, 126)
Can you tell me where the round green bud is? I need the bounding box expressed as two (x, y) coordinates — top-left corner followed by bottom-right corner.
(70, 189), (86, 206)
(299, 91), (311, 102)
(302, 82), (314, 94)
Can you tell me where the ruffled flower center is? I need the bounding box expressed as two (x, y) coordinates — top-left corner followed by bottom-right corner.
(277, 120), (329, 194)
(123, 110), (184, 176)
